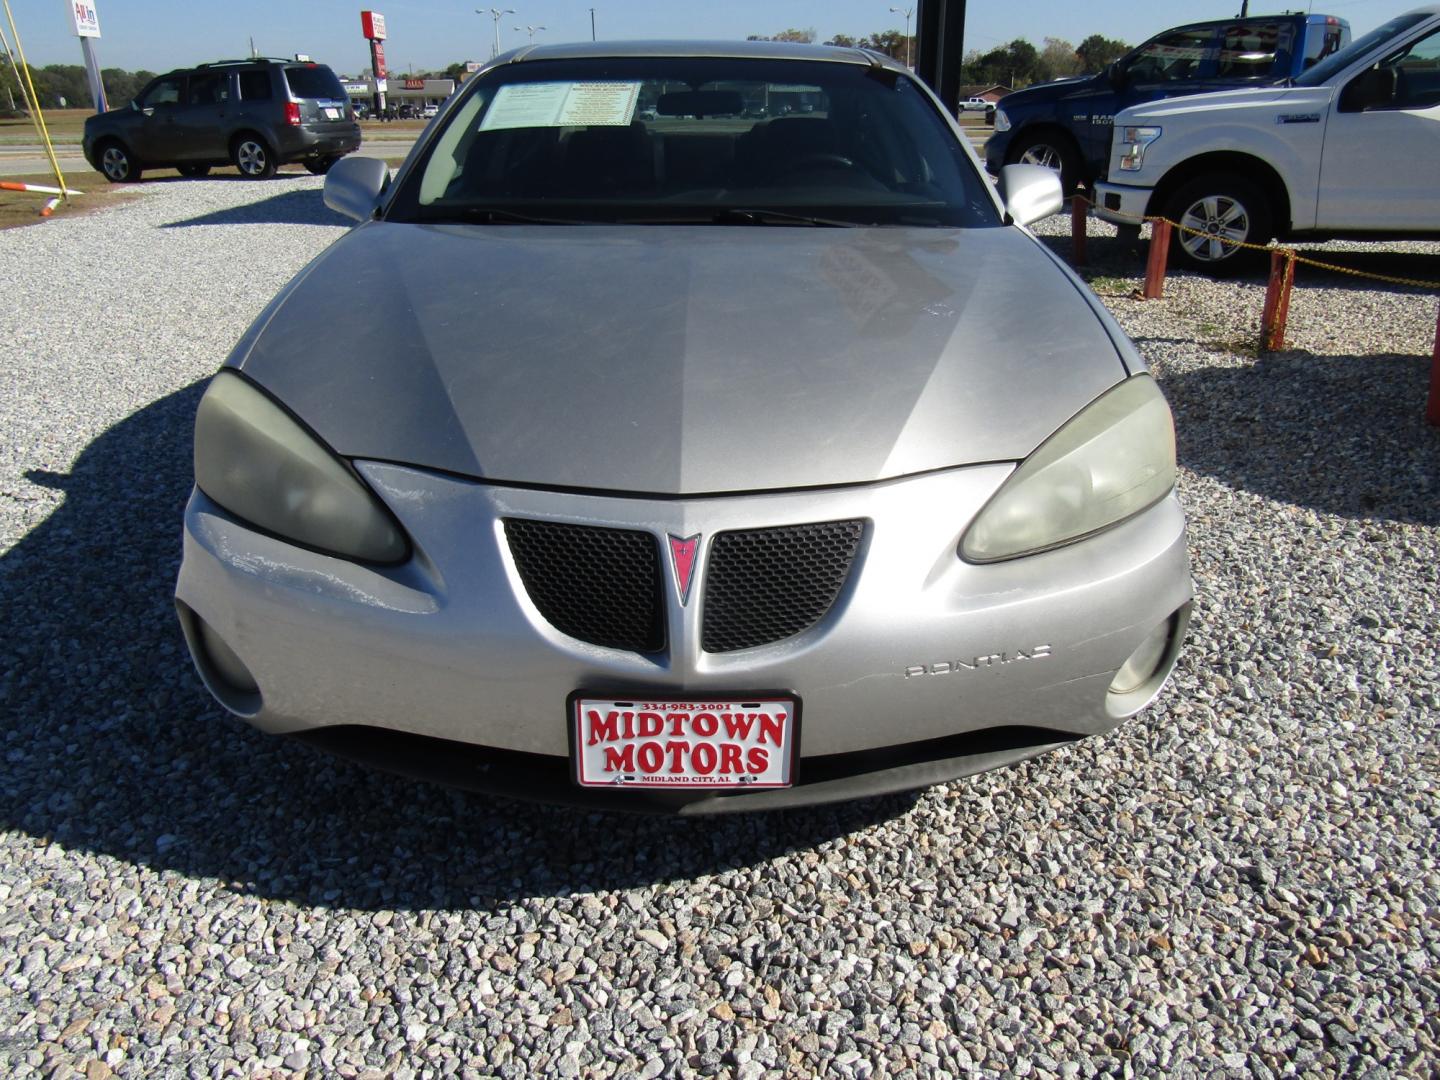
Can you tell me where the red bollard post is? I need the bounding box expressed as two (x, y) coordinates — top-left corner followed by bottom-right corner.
(1427, 302), (1440, 427)
(1071, 192), (1088, 266)
(1142, 219), (1171, 300)
(1260, 249), (1296, 352)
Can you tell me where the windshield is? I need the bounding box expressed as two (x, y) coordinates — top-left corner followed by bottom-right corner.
(387, 56), (999, 228)
(1296, 12), (1431, 85)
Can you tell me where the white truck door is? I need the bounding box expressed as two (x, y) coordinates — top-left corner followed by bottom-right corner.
(1318, 25), (1440, 229)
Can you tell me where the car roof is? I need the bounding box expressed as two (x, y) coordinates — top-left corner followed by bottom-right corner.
(1143, 12), (1346, 36)
(501, 39), (908, 73)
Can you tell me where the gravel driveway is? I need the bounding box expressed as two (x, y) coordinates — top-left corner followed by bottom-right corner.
(1, 178), (1437, 1079)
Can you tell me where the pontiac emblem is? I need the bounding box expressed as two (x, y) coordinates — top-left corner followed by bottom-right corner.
(668, 533), (700, 605)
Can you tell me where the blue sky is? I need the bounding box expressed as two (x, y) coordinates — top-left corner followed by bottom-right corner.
(6, 0), (1392, 75)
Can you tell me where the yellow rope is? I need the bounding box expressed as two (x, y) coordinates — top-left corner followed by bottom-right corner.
(1073, 195), (1440, 292)
(1, 0), (71, 200)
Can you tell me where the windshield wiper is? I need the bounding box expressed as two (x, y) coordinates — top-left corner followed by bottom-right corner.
(713, 208), (860, 228)
(433, 206), (592, 225)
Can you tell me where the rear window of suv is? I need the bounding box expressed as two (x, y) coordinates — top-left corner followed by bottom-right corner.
(284, 65), (347, 101)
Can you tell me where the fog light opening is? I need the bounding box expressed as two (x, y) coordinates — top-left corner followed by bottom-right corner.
(1107, 602), (1191, 717)
(177, 601), (262, 713)
(198, 619), (259, 696)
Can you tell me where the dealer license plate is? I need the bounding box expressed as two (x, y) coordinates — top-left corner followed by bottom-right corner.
(571, 695), (797, 790)
(324, 107), (341, 120)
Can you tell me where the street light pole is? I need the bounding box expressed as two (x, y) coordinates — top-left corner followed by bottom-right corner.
(478, 8), (516, 60)
(589, 8), (597, 41)
(890, 6), (915, 68)
(514, 24), (546, 43)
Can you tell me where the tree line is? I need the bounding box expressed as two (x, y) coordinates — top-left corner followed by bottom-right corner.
(747, 29), (1131, 88)
(0, 58), (156, 113)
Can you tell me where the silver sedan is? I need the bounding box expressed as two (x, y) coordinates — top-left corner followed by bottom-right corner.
(175, 41), (1192, 812)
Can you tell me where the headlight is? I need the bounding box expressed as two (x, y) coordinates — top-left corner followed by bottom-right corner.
(1117, 125), (1162, 172)
(194, 370), (408, 563)
(961, 375), (1175, 562)
(993, 108), (1011, 132)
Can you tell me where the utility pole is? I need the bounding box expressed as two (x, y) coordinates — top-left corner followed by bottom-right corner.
(589, 7), (597, 41)
(479, 8), (515, 60)
(890, 6), (915, 68)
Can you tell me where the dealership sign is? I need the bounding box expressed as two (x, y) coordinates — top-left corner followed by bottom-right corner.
(70, 1), (101, 37)
(361, 10), (387, 40)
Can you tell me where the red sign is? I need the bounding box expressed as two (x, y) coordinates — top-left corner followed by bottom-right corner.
(371, 41), (388, 80)
(360, 10), (387, 41)
(403, 78), (425, 90)
(572, 696), (796, 789)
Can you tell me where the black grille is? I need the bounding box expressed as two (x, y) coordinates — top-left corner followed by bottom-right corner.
(702, 520), (864, 653)
(504, 519), (664, 653)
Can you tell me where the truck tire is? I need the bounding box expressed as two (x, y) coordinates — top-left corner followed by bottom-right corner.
(1163, 174), (1272, 275)
(1006, 130), (1082, 194)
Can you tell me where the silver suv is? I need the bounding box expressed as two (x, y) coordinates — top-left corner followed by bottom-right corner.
(82, 57), (361, 182)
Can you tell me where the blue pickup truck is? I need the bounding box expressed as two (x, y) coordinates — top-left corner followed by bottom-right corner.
(984, 13), (1350, 192)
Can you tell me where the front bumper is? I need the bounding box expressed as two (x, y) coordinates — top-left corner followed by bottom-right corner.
(1092, 181), (1155, 227)
(983, 130), (1010, 176)
(175, 461), (1192, 810)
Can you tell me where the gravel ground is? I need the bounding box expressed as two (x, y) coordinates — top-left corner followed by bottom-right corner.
(1, 180), (1437, 1079)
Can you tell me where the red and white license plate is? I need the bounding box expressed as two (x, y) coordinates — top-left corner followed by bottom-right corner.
(571, 694), (797, 790)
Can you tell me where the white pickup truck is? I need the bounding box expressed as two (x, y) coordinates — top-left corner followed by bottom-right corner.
(1093, 4), (1440, 271)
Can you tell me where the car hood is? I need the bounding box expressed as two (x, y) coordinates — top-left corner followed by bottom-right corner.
(232, 222), (1129, 495)
(1117, 84), (1333, 122)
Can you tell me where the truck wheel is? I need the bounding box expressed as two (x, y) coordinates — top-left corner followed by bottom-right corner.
(232, 135), (277, 179)
(1006, 130), (1081, 194)
(1163, 174), (1272, 275)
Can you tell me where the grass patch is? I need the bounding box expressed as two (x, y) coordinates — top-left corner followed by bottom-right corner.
(0, 171), (135, 230)
(0, 159), (409, 231)
(1080, 273), (1139, 297)
(0, 108), (88, 144)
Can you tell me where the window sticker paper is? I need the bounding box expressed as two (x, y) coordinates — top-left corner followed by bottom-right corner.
(480, 81), (640, 131)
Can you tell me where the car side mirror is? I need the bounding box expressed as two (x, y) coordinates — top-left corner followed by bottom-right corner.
(324, 156), (391, 222)
(1339, 66), (1397, 112)
(997, 164), (1063, 227)
(1108, 62), (1127, 89)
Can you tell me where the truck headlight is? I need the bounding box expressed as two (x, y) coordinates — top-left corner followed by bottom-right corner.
(1118, 126), (1162, 172)
(993, 108), (1011, 132)
(194, 370), (408, 563)
(960, 375), (1176, 562)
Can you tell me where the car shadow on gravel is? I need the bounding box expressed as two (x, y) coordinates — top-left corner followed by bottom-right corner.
(1147, 347), (1439, 525)
(0, 383), (918, 911)
(160, 186), (348, 229)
